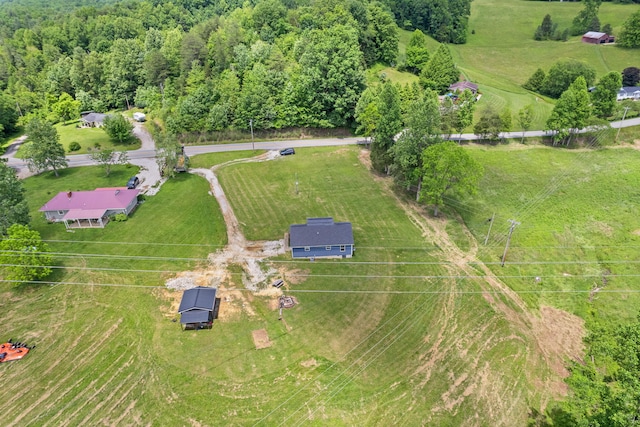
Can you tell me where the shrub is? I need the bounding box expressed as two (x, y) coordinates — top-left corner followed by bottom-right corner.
(113, 213), (128, 222)
(68, 141), (81, 152)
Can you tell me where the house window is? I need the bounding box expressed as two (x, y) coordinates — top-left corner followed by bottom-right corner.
(326, 246), (331, 251)
(340, 245), (346, 252)
(304, 247), (310, 251)
(58, 210), (65, 215)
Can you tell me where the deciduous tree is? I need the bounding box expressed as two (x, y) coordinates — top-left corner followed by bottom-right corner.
(0, 160), (30, 236)
(541, 60), (596, 98)
(23, 118), (67, 177)
(370, 82), (402, 173)
(391, 89), (441, 199)
(51, 92), (80, 124)
(0, 92), (19, 137)
(419, 141), (483, 216)
(89, 149), (128, 176)
(592, 71), (622, 118)
(546, 76), (592, 146)
(103, 114), (134, 144)
(622, 66), (640, 86)
(404, 30), (430, 74)
(517, 104), (534, 143)
(290, 24), (366, 128)
(0, 224), (52, 284)
(453, 89), (476, 142)
(473, 106), (503, 142)
(617, 9), (640, 48)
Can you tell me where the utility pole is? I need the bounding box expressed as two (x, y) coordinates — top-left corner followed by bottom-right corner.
(616, 106), (631, 142)
(15, 101), (23, 117)
(484, 212), (495, 245)
(125, 94), (130, 110)
(501, 219), (520, 267)
(249, 119), (254, 150)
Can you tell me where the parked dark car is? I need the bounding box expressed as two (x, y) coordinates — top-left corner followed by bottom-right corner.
(280, 148), (295, 156)
(126, 176), (140, 189)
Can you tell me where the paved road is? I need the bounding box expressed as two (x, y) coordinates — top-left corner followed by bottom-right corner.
(3, 117), (640, 179)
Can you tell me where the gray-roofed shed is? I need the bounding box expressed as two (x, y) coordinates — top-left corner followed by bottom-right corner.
(178, 286), (217, 313)
(178, 286), (218, 329)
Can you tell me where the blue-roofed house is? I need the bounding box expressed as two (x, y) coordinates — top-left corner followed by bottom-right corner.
(177, 286), (219, 330)
(289, 217), (354, 259)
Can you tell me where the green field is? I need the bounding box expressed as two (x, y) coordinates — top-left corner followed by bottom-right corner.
(5, 142), (640, 424)
(393, 0), (640, 131)
(3, 0), (640, 423)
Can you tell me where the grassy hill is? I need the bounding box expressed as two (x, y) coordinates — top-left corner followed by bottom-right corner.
(392, 0), (640, 130)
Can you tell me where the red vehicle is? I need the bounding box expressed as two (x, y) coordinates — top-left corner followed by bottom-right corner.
(0, 340), (33, 363)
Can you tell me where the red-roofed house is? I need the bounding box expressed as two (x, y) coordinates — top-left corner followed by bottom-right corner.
(39, 188), (139, 229)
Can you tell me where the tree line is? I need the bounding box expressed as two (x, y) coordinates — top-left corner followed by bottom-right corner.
(0, 0), (402, 140)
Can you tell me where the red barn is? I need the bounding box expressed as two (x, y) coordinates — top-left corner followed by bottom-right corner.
(582, 31), (615, 44)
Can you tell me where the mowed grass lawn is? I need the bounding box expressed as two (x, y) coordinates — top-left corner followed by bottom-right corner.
(2, 147), (555, 426)
(15, 119), (141, 157)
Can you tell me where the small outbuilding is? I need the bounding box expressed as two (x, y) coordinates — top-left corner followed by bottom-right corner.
(581, 31), (615, 44)
(289, 217), (354, 259)
(178, 287), (219, 330)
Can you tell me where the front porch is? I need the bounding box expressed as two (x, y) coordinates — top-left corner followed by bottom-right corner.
(63, 216), (109, 229)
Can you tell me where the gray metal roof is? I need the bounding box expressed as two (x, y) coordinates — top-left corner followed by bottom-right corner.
(81, 112), (106, 124)
(289, 217), (354, 247)
(178, 287), (217, 313)
(180, 310), (210, 324)
(583, 31), (607, 39)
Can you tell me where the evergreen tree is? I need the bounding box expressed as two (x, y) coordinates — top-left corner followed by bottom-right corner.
(523, 68), (546, 92)
(419, 44), (458, 94)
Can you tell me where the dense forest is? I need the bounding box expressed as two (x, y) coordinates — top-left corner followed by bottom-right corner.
(0, 0), (472, 139)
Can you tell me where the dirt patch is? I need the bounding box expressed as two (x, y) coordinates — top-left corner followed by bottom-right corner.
(531, 305), (585, 380)
(282, 268), (310, 285)
(358, 149), (372, 170)
(216, 284), (256, 320)
(154, 288), (181, 319)
(632, 229), (640, 236)
(252, 329), (272, 349)
(589, 221), (614, 237)
(301, 358), (318, 368)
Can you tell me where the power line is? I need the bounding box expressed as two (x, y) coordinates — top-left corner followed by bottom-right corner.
(5, 279), (640, 294)
(5, 266), (640, 281)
